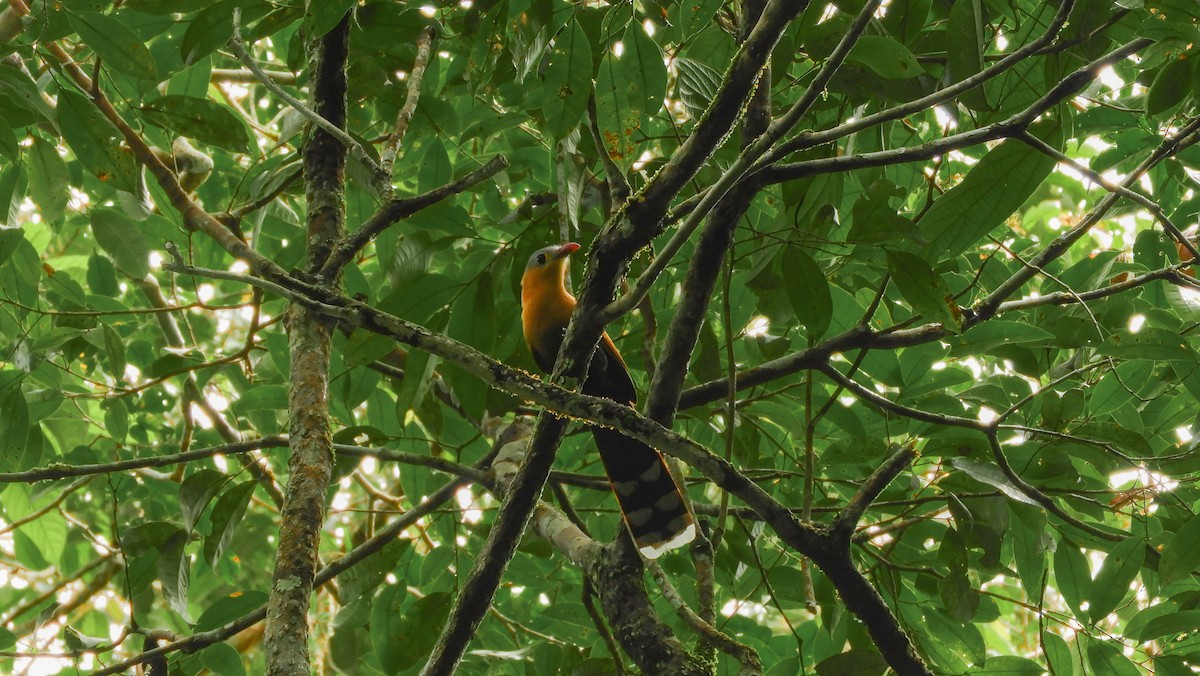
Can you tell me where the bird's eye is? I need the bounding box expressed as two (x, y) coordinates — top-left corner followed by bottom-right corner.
(537, 254), (546, 264)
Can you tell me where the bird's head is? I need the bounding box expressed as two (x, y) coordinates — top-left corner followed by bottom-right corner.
(523, 242), (580, 287)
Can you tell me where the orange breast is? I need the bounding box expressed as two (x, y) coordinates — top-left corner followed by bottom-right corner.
(521, 265), (577, 372)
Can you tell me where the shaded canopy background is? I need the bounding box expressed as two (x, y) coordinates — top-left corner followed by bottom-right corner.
(1, 0), (1200, 674)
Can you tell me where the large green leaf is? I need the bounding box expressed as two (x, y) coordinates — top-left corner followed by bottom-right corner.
(182, 2), (236, 66)
(27, 136), (68, 225)
(888, 251), (964, 332)
(179, 469), (228, 533)
(140, 95), (251, 153)
(947, 0), (989, 110)
(1088, 537), (1146, 622)
(204, 480), (257, 568)
(1054, 542), (1090, 618)
(846, 36), (923, 80)
(372, 590), (450, 672)
(303, 0), (354, 38)
(57, 89), (140, 193)
(594, 22), (667, 170)
(541, 20), (592, 140)
(1159, 512), (1200, 584)
(919, 122), (1060, 261)
(783, 247), (832, 340)
(0, 371), (29, 473)
(200, 642), (246, 676)
(194, 590), (269, 632)
(67, 12), (159, 81)
(1086, 638), (1141, 676)
(90, 208), (151, 278)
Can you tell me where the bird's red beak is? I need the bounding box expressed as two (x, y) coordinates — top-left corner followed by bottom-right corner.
(554, 242), (581, 259)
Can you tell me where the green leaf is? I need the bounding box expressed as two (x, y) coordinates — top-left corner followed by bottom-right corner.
(0, 372), (30, 473)
(140, 95), (250, 153)
(204, 480), (256, 568)
(1010, 505), (1049, 594)
(1135, 609), (1200, 641)
(234, 385), (289, 412)
(1088, 536), (1146, 622)
(676, 0), (724, 41)
(199, 642), (246, 676)
(90, 208), (151, 278)
(0, 113), (19, 162)
(101, 324), (126, 382)
(340, 539), (410, 603)
(542, 20), (592, 140)
(101, 397), (128, 443)
(1085, 638), (1141, 676)
(939, 572), (979, 623)
(675, 57), (723, 119)
(814, 649), (887, 676)
(63, 626), (108, 651)
(67, 12), (159, 81)
(783, 247), (832, 340)
(303, 0), (353, 38)
(57, 89), (140, 193)
(1042, 631), (1080, 676)
(1087, 361), (1151, 417)
(1159, 512), (1200, 584)
(0, 68), (55, 124)
(126, 0), (212, 13)
(920, 122), (1060, 261)
(337, 365), (380, 413)
(405, 200), (475, 237)
(948, 458), (1037, 505)
(953, 320), (1055, 353)
(417, 139), (452, 193)
(1054, 542), (1090, 617)
(445, 272), (494, 415)
(373, 589), (450, 672)
(395, 347), (439, 418)
(846, 36), (923, 79)
(343, 330), (396, 369)
(194, 590), (269, 632)
(157, 528), (191, 621)
(974, 656), (1045, 675)
(1095, 328), (1196, 362)
(369, 584), (408, 671)
(594, 22), (667, 170)
(887, 251), (964, 332)
(0, 626), (15, 650)
(1146, 57), (1193, 117)
(918, 608), (986, 670)
(27, 136), (68, 225)
(146, 351), (204, 379)
(182, 2), (236, 66)
(947, 0), (989, 110)
(179, 469), (227, 533)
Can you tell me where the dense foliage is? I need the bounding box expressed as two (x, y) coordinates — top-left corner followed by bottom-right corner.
(3, 0), (1200, 673)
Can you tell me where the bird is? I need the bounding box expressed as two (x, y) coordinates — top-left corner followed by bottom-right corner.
(521, 242), (696, 558)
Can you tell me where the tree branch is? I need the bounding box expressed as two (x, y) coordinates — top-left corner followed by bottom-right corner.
(318, 155), (508, 278)
(378, 25), (436, 184)
(262, 13), (349, 675)
(603, 0), (880, 322)
(829, 443), (918, 538)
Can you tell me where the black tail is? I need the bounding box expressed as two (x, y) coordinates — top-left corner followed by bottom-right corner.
(592, 427), (696, 558)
